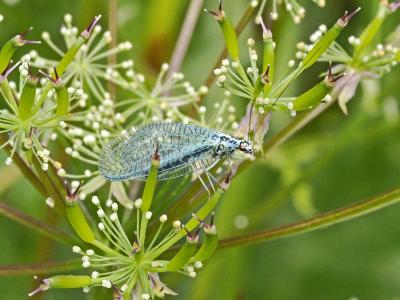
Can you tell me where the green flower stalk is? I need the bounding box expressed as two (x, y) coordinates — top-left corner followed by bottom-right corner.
(166, 230), (199, 272)
(65, 182), (96, 244)
(39, 67), (70, 117)
(311, 0), (400, 113)
(261, 19), (275, 95)
(205, 0), (240, 60)
(292, 64), (338, 111)
(56, 15), (102, 76)
(302, 8), (361, 70)
(192, 213), (218, 262)
(18, 72), (39, 121)
(29, 275), (92, 296)
(0, 27), (40, 73)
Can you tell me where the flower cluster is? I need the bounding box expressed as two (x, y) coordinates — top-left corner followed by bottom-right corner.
(0, 13), (241, 210)
(206, 2), (357, 150)
(32, 14), (132, 102)
(254, 0), (326, 24)
(30, 154), (228, 299)
(294, 1), (400, 113)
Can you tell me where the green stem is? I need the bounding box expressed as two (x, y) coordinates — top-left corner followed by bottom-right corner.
(0, 201), (75, 245)
(262, 101), (335, 156)
(0, 260), (81, 276)
(92, 239), (124, 257)
(201, 3), (257, 95)
(218, 187), (400, 249)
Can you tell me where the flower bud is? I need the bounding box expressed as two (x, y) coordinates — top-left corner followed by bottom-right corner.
(302, 8), (360, 70)
(19, 71), (39, 120)
(166, 233), (199, 272)
(29, 275), (92, 297)
(0, 28), (40, 74)
(206, 1), (239, 60)
(65, 183), (96, 244)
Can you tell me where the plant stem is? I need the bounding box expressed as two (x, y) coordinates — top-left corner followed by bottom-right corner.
(0, 201), (76, 245)
(108, 0), (118, 101)
(218, 187), (400, 249)
(167, 0), (205, 77)
(0, 260), (81, 276)
(262, 101), (335, 156)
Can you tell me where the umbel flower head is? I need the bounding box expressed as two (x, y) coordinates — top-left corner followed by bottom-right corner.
(30, 151), (231, 299)
(295, 1), (400, 113)
(32, 14), (132, 102)
(207, 1), (362, 151)
(33, 13), (207, 121)
(0, 16), (101, 168)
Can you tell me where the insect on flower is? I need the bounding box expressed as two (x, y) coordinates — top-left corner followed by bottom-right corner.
(99, 122), (254, 194)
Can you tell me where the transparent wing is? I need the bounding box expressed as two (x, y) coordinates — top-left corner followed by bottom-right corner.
(99, 122), (219, 181)
(157, 156), (219, 180)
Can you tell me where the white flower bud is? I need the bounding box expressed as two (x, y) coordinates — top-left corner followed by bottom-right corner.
(102, 280), (112, 288)
(91, 196), (100, 206)
(161, 63), (169, 71)
(46, 197), (54, 208)
(247, 38), (255, 47)
(194, 261), (203, 269)
(98, 222), (105, 231)
(5, 157), (12, 165)
(199, 106), (206, 114)
(159, 214), (168, 223)
(97, 209), (105, 218)
(121, 284), (128, 292)
(134, 198), (142, 208)
(189, 271), (197, 278)
(57, 168), (66, 177)
(173, 220), (181, 229)
(145, 211), (152, 220)
(82, 261), (90, 268)
(64, 14), (72, 23)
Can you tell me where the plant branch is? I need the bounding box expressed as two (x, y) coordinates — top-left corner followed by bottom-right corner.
(0, 201), (76, 245)
(167, 0), (205, 77)
(218, 187), (400, 249)
(0, 260), (81, 276)
(108, 0), (118, 101)
(262, 101), (335, 156)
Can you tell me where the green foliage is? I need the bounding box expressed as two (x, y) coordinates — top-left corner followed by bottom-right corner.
(0, 0), (399, 299)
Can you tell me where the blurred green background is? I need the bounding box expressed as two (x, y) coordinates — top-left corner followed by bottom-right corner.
(1, 0), (400, 299)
